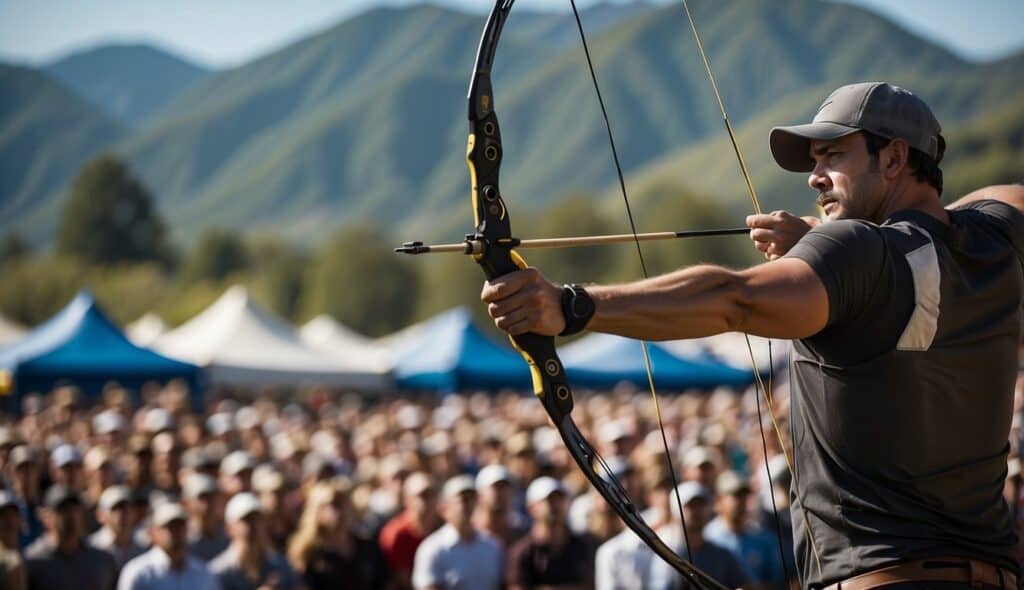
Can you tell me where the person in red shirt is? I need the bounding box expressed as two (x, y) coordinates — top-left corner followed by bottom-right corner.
(379, 472), (440, 590)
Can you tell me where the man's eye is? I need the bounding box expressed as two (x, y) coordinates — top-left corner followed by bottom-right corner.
(828, 151), (842, 158)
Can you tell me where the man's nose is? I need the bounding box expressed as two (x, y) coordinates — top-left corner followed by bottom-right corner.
(807, 163), (831, 192)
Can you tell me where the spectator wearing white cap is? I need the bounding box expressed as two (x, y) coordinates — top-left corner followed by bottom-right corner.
(84, 447), (118, 510)
(93, 410), (127, 449)
(507, 476), (593, 590)
(118, 502), (220, 590)
(178, 474), (229, 562)
(681, 446), (722, 492)
(89, 486), (146, 568)
(472, 465), (526, 547)
(379, 472), (440, 589)
(150, 433), (182, 497)
(219, 452), (255, 497)
(595, 470), (678, 590)
(412, 475), (502, 590)
(209, 492), (298, 590)
(26, 485), (118, 590)
(49, 443), (85, 492)
(703, 470), (784, 590)
(648, 482), (748, 590)
(251, 466), (294, 555)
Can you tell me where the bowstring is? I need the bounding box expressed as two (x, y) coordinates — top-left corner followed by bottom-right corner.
(567, 0), (696, 568)
(680, 0), (824, 578)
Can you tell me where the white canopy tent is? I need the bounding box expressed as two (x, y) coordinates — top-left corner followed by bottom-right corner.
(300, 315), (392, 371)
(154, 286), (390, 389)
(126, 312), (169, 346)
(0, 314), (25, 347)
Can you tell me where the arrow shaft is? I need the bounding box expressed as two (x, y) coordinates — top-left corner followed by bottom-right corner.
(397, 227), (748, 254)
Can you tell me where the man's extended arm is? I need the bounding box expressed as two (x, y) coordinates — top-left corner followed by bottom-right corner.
(481, 257), (828, 342)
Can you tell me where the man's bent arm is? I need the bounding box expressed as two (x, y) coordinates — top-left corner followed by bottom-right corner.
(947, 183), (1024, 215)
(586, 257), (828, 341)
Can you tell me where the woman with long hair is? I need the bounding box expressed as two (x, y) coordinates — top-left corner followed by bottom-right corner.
(288, 478), (391, 589)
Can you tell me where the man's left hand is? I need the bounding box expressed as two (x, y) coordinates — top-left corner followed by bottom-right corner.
(481, 268), (565, 336)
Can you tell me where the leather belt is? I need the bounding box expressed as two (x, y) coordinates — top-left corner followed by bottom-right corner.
(823, 556), (1018, 590)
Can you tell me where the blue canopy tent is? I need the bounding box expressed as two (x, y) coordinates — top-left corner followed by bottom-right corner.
(560, 333), (755, 390)
(390, 307), (532, 392)
(0, 292), (201, 411)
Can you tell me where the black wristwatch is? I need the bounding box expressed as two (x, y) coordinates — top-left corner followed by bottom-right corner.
(559, 284), (595, 336)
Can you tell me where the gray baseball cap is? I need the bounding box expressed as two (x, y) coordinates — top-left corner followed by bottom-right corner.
(770, 82), (944, 172)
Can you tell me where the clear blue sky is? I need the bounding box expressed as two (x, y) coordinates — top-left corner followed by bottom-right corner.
(0, 0), (1020, 68)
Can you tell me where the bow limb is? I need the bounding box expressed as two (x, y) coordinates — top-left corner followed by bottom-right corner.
(465, 3), (725, 589)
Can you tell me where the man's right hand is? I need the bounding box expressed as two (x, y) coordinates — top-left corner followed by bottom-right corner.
(746, 211), (819, 260)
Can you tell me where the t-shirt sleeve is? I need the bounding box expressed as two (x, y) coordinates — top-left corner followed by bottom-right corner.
(785, 219), (888, 327)
(952, 198), (1024, 264)
(411, 538), (441, 589)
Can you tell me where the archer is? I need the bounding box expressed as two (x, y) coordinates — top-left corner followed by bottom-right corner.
(483, 82), (1023, 590)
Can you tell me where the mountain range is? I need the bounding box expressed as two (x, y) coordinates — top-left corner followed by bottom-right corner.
(1, 0), (1021, 246)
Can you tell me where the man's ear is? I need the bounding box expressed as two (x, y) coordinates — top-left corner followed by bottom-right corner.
(883, 138), (910, 179)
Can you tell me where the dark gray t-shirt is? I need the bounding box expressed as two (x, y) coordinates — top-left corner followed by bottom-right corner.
(785, 200), (1024, 587)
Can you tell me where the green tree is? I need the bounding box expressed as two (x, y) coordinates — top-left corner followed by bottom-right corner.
(302, 225), (419, 336)
(56, 154), (172, 267)
(181, 228), (249, 283)
(248, 237), (307, 320)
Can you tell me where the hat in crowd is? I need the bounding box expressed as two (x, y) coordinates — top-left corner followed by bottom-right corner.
(252, 465), (285, 493)
(206, 412), (234, 437)
(84, 447), (112, 472)
(225, 492), (262, 523)
(93, 410), (126, 435)
(98, 486), (133, 512)
(682, 446), (721, 470)
(506, 432), (535, 456)
(673, 481), (710, 508)
(770, 82), (944, 172)
(302, 452), (338, 479)
(600, 456), (634, 482)
(151, 432), (179, 454)
(403, 472), (436, 498)
(525, 476), (568, 505)
(51, 443), (83, 468)
(475, 465), (512, 490)
(152, 502), (188, 527)
(235, 407), (261, 431)
(183, 473), (219, 500)
(43, 484), (81, 509)
(9, 445), (36, 467)
(598, 420), (633, 444)
(0, 428), (18, 449)
(421, 432), (451, 457)
(220, 450), (256, 476)
(716, 470), (751, 496)
(181, 448), (219, 471)
(0, 491), (17, 511)
(144, 408), (175, 433)
(441, 475), (476, 500)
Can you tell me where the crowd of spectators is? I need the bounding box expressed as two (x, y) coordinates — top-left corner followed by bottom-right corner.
(0, 368), (1019, 590)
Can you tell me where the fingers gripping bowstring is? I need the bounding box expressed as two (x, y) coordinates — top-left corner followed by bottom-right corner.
(567, 0), (696, 567)
(681, 0), (824, 577)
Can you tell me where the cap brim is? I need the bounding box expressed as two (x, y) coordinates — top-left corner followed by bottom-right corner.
(769, 122), (860, 172)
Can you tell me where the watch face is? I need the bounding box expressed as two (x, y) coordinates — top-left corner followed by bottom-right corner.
(571, 293), (594, 318)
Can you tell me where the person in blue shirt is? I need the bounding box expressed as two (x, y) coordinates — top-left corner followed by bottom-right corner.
(703, 470), (784, 590)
